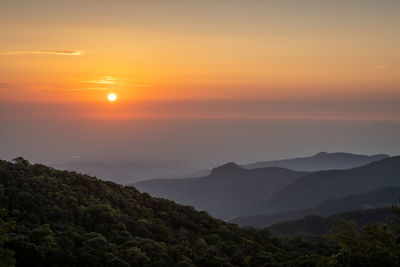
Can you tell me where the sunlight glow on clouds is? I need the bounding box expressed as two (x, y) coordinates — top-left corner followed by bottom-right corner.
(0, 50), (84, 56)
(62, 87), (109, 91)
(83, 76), (152, 88)
(85, 76), (121, 85)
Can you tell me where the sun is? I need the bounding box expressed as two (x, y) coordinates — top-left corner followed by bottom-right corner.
(107, 93), (117, 102)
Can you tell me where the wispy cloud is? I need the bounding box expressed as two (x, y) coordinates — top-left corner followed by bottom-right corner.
(375, 65), (387, 69)
(83, 76), (153, 87)
(62, 87), (108, 91)
(85, 76), (120, 85)
(0, 50), (84, 56)
(0, 81), (107, 92)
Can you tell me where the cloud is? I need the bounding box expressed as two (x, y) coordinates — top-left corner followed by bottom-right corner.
(0, 81), (108, 92)
(0, 50), (84, 56)
(85, 76), (120, 84)
(83, 76), (153, 87)
(61, 87), (108, 91)
(374, 65), (387, 69)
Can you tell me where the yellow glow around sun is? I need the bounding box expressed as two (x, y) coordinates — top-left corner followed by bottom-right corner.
(107, 93), (117, 102)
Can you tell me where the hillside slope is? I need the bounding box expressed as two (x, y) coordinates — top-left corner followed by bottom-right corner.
(230, 186), (400, 228)
(268, 207), (395, 236)
(135, 163), (308, 219)
(260, 156), (400, 214)
(0, 158), (336, 267)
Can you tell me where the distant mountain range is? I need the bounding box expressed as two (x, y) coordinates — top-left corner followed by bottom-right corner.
(242, 152), (389, 171)
(182, 152), (389, 178)
(135, 163), (307, 219)
(52, 152), (389, 185)
(136, 153), (399, 221)
(261, 156), (400, 215)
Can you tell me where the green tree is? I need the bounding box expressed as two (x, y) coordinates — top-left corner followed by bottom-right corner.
(323, 219), (400, 266)
(0, 209), (16, 267)
(11, 157), (30, 167)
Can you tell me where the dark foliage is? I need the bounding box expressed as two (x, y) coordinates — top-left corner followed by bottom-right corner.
(0, 159), (337, 267)
(268, 208), (395, 236)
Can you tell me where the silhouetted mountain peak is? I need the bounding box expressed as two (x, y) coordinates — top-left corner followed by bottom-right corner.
(311, 151), (351, 159)
(210, 162), (244, 176)
(313, 152), (328, 157)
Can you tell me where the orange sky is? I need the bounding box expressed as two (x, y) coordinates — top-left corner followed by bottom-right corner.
(1, 0), (399, 116)
(1, 0), (400, 164)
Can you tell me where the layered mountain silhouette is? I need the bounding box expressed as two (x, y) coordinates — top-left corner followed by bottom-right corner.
(261, 156), (400, 215)
(230, 185), (400, 228)
(182, 152), (389, 178)
(135, 163), (308, 219)
(136, 155), (400, 220)
(53, 152), (388, 185)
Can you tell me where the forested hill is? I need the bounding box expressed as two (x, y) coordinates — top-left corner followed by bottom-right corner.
(0, 158), (337, 267)
(268, 207), (395, 236)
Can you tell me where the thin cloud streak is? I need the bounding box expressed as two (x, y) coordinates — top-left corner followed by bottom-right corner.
(83, 76), (153, 87)
(62, 87), (108, 91)
(85, 76), (119, 84)
(0, 83), (107, 91)
(0, 50), (84, 56)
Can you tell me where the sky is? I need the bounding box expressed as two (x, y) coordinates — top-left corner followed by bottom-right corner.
(1, 0), (400, 166)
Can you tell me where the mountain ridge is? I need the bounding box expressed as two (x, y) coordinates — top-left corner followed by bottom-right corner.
(136, 155), (400, 220)
(178, 151), (390, 179)
(242, 152), (389, 171)
(262, 156), (400, 214)
(135, 165), (308, 219)
(230, 185), (400, 228)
